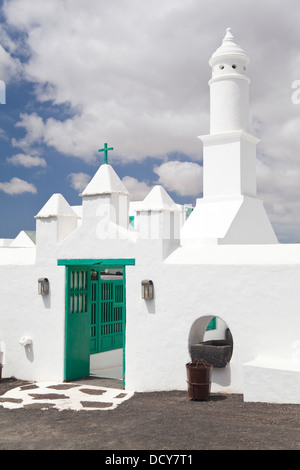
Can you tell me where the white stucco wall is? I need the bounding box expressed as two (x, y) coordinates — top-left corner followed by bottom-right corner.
(125, 244), (300, 401)
(0, 261), (65, 382)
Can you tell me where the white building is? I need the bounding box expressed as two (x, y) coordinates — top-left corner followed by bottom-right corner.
(1, 29), (300, 404)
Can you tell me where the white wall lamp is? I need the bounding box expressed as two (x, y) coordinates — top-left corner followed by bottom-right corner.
(141, 280), (154, 300)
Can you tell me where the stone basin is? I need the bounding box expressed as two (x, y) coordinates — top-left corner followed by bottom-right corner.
(191, 340), (233, 368)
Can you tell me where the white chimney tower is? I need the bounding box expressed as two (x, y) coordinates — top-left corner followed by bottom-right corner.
(181, 28), (278, 245)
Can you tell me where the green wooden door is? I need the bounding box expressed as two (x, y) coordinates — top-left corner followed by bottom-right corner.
(100, 279), (124, 352)
(65, 266), (90, 381)
(90, 268), (125, 354)
(64, 264), (127, 383)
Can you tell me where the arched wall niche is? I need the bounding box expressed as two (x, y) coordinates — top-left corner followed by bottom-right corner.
(188, 315), (233, 368)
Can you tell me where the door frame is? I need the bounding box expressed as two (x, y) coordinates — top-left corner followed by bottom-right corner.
(58, 258), (135, 387)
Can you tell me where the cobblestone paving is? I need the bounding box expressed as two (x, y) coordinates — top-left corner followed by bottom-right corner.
(0, 381), (134, 411)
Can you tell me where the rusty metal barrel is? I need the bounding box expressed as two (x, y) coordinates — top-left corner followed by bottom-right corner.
(186, 359), (213, 400)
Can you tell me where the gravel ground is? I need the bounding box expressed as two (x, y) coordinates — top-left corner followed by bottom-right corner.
(0, 377), (299, 451)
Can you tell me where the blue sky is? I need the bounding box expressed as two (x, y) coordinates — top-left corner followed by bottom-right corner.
(0, 0), (300, 242)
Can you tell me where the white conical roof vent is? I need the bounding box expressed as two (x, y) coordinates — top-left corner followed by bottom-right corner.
(81, 164), (129, 197)
(209, 28), (249, 66)
(139, 185), (179, 211)
(35, 193), (79, 219)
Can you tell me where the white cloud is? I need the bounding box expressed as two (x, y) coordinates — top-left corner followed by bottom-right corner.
(0, 42), (22, 83)
(0, 177), (37, 195)
(256, 158), (300, 242)
(12, 113), (45, 153)
(0, 128), (8, 141)
(4, 0), (207, 162)
(153, 161), (202, 197)
(122, 176), (152, 201)
(7, 153), (47, 167)
(68, 172), (91, 192)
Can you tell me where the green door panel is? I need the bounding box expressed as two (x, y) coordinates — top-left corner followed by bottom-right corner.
(90, 268), (125, 355)
(65, 267), (90, 381)
(99, 279), (124, 353)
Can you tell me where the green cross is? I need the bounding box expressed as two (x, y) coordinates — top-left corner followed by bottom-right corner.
(98, 143), (113, 164)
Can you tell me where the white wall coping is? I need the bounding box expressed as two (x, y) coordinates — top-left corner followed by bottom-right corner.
(0, 247), (36, 265)
(165, 244), (300, 265)
(243, 357), (300, 373)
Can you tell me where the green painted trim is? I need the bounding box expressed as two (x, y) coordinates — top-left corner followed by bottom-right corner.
(122, 269), (126, 389)
(64, 266), (69, 381)
(58, 258), (135, 266)
(206, 317), (217, 331)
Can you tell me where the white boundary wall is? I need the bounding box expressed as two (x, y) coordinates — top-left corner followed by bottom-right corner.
(125, 243), (300, 403)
